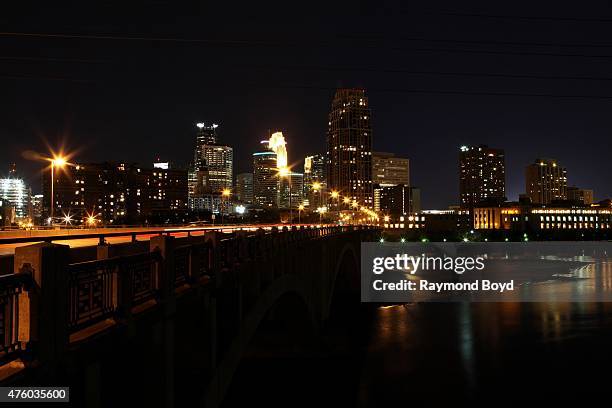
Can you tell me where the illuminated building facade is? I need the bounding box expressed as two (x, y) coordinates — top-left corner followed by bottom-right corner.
(372, 152), (410, 187)
(525, 158), (567, 204)
(235, 173), (254, 204)
(459, 145), (506, 208)
(474, 204), (611, 235)
(279, 172), (303, 209)
(0, 177), (28, 218)
(303, 154), (326, 207)
(253, 151), (278, 208)
(379, 184), (421, 216)
(189, 123), (233, 204)
(327, 88), (373, 208)
(42, 162), (187, 223)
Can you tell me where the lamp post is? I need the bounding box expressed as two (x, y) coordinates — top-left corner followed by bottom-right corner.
(298, 204), (304, 224)
(49, 156), (67, 223)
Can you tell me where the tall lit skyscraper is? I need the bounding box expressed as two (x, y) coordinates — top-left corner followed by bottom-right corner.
(189, 123), (233, 210)
(235, 173), (254, 204)
(459, 145), (506, 208)
(525, 158), (567, 205)
(253, 151), (278, 208)
(326, 88), (373, 208)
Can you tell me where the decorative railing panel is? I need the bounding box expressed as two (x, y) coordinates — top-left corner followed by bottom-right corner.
(0, 274), (28, 364)
(67, 252), (162, 333)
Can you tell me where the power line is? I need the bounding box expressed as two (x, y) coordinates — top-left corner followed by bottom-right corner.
(247, 83), (612, 100)
(262, 65), (612, 82)
(0, 55), (105, 64)
(431, 11), (612, 23)
(6, 31), (612, 59)
(0, 74), (92, 82)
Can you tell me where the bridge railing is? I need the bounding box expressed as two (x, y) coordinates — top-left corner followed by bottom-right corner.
(67, 251), (163, 334)
(0, 225), (378, 380)
(0, 273), (31, 365)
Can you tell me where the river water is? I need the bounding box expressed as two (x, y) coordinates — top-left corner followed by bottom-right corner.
(223, 259), (612, 406)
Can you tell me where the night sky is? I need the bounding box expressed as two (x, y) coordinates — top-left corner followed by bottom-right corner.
(2, 1), (612, 208)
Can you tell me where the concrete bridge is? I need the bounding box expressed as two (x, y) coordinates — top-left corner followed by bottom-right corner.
(0, 225), (379, 407)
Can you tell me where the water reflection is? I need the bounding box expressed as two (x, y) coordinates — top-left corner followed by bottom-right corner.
(362, 300), (612, 405)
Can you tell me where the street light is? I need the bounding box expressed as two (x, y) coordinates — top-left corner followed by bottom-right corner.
(298, 204), (304, 224)
(49, 156), (67, 223)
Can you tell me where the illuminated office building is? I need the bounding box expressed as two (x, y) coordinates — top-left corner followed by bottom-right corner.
(0, 176), (28, 218)
(459, 145), (505, 208)
(525, 158), (567, 205)
(253, 151), (278, 208)
(235, 173), (254, 204)
(372, 152), (410, 187)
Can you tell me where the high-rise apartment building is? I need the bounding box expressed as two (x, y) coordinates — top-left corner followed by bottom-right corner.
(253, 151), (278, 208)
(525, 158), (567, 205)
(326, 88), (373, 208)
(235, 173), (254, 204)
(459, 145), (506, 208)
(372, 152), (410, 187)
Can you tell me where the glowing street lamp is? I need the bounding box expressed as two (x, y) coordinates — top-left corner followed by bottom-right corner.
(62, 212), (73, 226)
(298, 204), (304, 224)
(49, 155), (68, 222)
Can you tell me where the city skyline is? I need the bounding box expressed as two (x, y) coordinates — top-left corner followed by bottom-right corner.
(3, 3), (612, 208)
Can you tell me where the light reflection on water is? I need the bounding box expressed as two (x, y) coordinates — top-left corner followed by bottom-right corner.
(367, 261), (612, 403)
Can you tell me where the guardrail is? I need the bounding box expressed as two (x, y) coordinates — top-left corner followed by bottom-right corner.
(0, 224), (376, 373)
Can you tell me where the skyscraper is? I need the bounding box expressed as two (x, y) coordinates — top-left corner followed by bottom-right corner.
(326, 88), (373, 208)
(189, 123), (233, 210)
(253, 151), (278, 208)
(303, 154), (326, 207)
(0, 177), (28, 218)
(279, 171), (304, 209)
(235, 173), (254, 204)
(0, 164), (29, 219)
(459, 145), (506, 208)
(525, 158), (568, 205)
(372, 152), (410, 187)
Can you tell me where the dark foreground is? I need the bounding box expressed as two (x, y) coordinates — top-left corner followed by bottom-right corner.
(223, 302), (612, 407)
